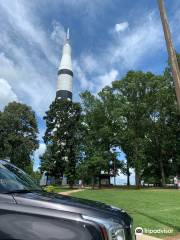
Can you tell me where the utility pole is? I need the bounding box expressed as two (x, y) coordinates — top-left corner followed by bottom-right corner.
(158, 0), (180, 110)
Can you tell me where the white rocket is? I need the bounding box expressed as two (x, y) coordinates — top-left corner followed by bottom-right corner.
(56, 28), (73, 100)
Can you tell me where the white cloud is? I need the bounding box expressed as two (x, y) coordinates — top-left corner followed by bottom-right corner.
(73, 12), (164, 95)
(0, 1), (62, 116)
(0, 53), (17, 80)
(51, 21), (66, 46)
(73, 60), (95, 90)
(34, 143), (46, 159)
(0, 78), (18, 110)
(82, 55), (98, 74)
(0, 50), (55, 116)
(109, 12), (164, 69)
(114, 22), (129, 32)
(73, 11), (162, 94)
(97, 69), (118, 91)
(73, 59), (117, 95)
(0, 0), (58, 65)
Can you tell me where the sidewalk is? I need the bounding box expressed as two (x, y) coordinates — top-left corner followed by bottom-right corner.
(137, 235), (161, 240)
(60, 188), (85, 195)
(137, 235), (180, 240)
(163, 235), (180, 240)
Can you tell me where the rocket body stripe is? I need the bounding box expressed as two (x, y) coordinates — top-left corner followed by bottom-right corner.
(58, 69), (73, 77)
(56, 90), (72, 100)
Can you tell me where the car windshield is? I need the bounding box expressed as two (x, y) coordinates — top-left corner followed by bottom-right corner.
(0, 161), (40, 193)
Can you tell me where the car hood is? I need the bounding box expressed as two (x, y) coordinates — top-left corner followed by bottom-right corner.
(13, 190), (132, 228)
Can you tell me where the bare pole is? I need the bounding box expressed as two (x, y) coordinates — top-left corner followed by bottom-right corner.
(158, 0), (180, 110)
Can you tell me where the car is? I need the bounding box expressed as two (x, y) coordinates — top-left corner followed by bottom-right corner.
(0, 159), (133, 240)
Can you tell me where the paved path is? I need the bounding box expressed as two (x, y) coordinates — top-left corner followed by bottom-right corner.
(163, 234), (180, 240)
(60, 188), (85, 195)
(136, 234), (161, 240)
(137, 234), (180, 240)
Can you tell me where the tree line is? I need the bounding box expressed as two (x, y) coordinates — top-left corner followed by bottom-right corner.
(0, 56), (179, 188)
(41, 56), (180, 188)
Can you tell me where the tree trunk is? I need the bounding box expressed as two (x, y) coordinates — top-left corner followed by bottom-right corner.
(134, 139), (141, 189)
(155, 136), (166, 187)
(92, 176), (95, 189)
(69, 184), (73, 189)
(69, 179), (74, 189)
(99, 177), (101, 189)
(159, 157), (166, 187)
(135, 167), (141, 189)
(127, 167), (130, 186)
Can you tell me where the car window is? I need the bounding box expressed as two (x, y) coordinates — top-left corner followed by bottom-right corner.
(0, 162), (40, 193)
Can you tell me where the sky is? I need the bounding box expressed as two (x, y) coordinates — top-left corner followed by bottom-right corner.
(0, 0), (180, 184)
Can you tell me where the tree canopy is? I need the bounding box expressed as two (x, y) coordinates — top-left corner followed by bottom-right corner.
(42, 99), (82, 187)
(41, 55), (180, 188)
(0, 102), (39, 172)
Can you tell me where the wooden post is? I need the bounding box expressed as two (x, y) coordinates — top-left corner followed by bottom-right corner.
(158, 0), (180, 110)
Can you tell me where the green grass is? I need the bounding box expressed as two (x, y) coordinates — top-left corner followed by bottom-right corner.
(43, 185), (72, 193)
(71, 189), (180, 238)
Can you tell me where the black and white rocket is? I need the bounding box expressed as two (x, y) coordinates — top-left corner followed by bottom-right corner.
(56, 29), (73, 100)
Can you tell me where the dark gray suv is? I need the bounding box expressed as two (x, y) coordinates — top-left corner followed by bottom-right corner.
(0, 159), (133, 240)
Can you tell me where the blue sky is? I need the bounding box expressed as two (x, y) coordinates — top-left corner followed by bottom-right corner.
(0, 0), (180, 183)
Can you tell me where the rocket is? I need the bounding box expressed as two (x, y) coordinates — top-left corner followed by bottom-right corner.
(56, 28), (73, 100)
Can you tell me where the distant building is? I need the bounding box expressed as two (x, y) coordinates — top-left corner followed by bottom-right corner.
(99, 170), (114, 187)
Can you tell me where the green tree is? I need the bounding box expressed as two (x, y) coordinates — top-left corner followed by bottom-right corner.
(43, 99), (82, 187)
(79, 91), (124, 188)
(112, 70), (180, 187)
(40, 144), (57, 176)
(112, 71), (156, 188)
(30, 170), (41, 184)
(0, 102), (39, 172)
(143, 63), (180, 186)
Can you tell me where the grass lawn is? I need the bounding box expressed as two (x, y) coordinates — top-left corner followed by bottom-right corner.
(43, 185), (72, 193)
(71, 189), (180, 238)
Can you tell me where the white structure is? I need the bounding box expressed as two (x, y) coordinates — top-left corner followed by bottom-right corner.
(40, 171), (48, 186)
(56, 28), (73, 100)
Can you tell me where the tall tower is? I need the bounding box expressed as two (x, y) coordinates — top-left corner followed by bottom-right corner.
(56, 29), (73, 100)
